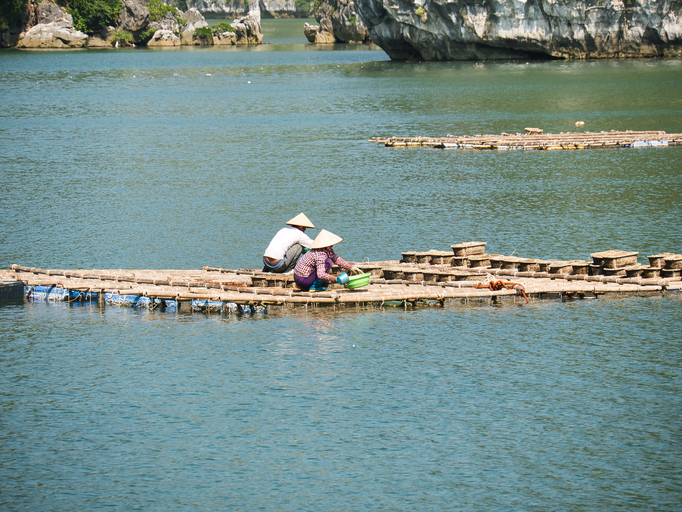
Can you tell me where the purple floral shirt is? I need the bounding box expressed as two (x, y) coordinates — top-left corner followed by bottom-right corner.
(294, 247), (352, 282)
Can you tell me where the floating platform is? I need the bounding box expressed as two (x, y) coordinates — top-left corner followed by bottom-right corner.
(2, 243), (681, 314)
(369, 130), (682, 151)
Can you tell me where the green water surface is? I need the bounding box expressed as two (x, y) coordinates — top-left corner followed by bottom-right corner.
(0, 19), (681, 512)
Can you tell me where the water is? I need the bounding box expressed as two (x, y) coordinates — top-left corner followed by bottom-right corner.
(1, 19), (682, 511)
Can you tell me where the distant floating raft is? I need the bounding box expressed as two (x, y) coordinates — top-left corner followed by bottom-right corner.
(369, 130), (682, 151)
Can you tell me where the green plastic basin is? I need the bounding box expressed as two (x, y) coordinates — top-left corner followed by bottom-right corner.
(345, 272), (371, 289)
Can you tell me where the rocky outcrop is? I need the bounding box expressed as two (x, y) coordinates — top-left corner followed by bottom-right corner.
(148, 29), (182, 46)
(259, 0), (307, 18)
(15, 1), (87, 48)
(355, 0), (682, 61)
(2, 0), (35, 47)
(304, 18), (336, 43)
(185, 7), (210, 26)
(118, 0), (150, 33)
(232, 9), (263, 43)
(214, 30), (238, 44)
(87, 35), (113, 47)
(149, 12), (181, 34)
(179, 8), (210, 44)
(177, 0), (308, 18)
(306, 0), (370, 43)
(4, 0), (262, 48)
(177, 0), (244, 17)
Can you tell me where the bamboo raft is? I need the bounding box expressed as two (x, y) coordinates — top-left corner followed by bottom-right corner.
(369, 129), (682, 150)
(2, 243), (680, 314)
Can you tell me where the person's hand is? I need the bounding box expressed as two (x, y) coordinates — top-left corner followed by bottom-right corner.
(350, 266), (363, 275)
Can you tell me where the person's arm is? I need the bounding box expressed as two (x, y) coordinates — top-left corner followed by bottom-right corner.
(330, 252), (353, 273)
(315, 251), (338, 283)
(331, 252), (363, 275)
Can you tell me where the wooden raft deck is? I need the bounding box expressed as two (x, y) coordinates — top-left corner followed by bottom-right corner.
(370, 130), (682, 150)
(2, 243), (681, 313)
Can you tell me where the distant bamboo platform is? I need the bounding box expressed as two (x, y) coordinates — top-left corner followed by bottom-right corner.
(2, 243), (680, 314)
(370, 129), (682, 150)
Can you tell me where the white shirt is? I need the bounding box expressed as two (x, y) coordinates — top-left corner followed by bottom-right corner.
(263, 227), (313, 260)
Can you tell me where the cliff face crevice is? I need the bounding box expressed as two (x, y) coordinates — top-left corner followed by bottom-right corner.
(354, 0), (682, 61)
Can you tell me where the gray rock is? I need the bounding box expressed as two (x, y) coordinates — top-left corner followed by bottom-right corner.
(36, 1), (71, 25)
(16, 21), (88, 48)
(354, 0), (682, 60)
(232, 9), (263, 44)
(180, 0), (307, 18)
(147, 29), (182, 46)
(304, 22), (322, 42)
(304, 19), (336, 43)
(329, 0), (370, 43)
(260, 0), (308, 18)
(118, 0), (150, 33)
(181, 0), (246, 17)
(310, 0), (370, 44)
(87, 35), (113, 47)
(214, 30), (238, 45)
(183, 7), (208, 26)
(16, 2), (88, 48)
(149, 12), (180, 33)
(182, 8), (209, 35)
(180, 9), (209, 45)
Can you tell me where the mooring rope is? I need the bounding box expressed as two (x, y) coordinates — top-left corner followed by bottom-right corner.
(474, 279), (529, 303)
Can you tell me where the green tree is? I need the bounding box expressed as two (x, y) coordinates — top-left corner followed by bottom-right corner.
(0, 0), (28, 32)
(294, 0), (311, 12)
(56, 0), (122, 34)
(213, 22), (234, 34)
(147, 0), (181, 22)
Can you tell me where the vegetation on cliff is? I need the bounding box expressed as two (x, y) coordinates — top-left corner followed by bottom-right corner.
(1, 0), (258, 48)
(0, 0), (27, 32)
(0, 0), (120, 34)
(56, 0), (122, 33)
(147, 0), (178, 21)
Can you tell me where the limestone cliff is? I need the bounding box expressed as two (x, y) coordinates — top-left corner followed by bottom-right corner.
(13, 0), (87, 48)
(305, 0), (370, 43)
(2, 0), (262, 48)
(354, 0), (682, 61)
(178, 0), (309, 18)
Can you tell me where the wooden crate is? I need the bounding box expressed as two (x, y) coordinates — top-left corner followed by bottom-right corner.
(451, 242), (486, 257)
(591, 250), (639, 268)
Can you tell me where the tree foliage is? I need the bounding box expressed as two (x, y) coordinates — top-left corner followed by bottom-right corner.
(213, 22), (234, 34)
(294, 0), (311, 13)
(56, 0), (122, 34)
(147, 0), (181, 22)
(0, 0), (28, 32)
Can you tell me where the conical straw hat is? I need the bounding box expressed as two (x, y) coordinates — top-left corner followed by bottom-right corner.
(311, 229), (343, 249)
(286, 213), (315, 229)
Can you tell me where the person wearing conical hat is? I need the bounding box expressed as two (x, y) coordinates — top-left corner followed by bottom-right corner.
(293, 229), (362, 291)
(263, 213), (316, 273)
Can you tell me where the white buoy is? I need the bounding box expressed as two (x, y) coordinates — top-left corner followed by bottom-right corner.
(575, 121), (585, 126)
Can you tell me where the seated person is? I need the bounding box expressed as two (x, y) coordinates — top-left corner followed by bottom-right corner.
(293, 229), (361, 291)
(262, 213), (315, 273)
